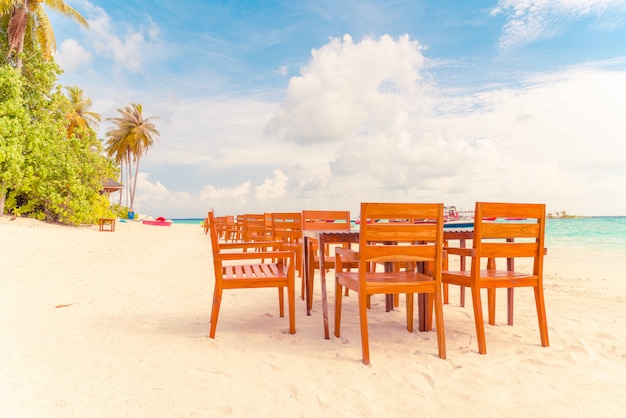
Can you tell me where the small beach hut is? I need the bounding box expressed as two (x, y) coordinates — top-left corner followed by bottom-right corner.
(101, 178), (123, 202)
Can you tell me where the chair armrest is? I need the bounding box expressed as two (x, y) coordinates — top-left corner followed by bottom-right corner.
(216, 250), (294, 261)
(335, 247), (359, 262)
(335, 247), (359, 273)
(218, 240), (286, 251)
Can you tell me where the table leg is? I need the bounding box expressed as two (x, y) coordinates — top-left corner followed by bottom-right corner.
(319, 236), (330, 339)
(303, 237), (311, 315)
(417, 261), (430, 332)
(384, 262), (394, 312)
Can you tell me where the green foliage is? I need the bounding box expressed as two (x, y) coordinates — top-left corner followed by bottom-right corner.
(0, 64), (27, 199)
(109, 203), (130, 219)
(0, 54), (119, 225)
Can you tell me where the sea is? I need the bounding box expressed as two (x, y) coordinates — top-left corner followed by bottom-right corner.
(172, 216), (626, 257)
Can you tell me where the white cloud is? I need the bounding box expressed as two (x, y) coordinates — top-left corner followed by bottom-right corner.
(54, 39), (91, 72)
(491, 0), (626, 48)
(255, 170), (288, 200)
(265, 34), (431, 145)
(274, 66), (288, 76)
(80, 1), (161, 73)
(120, 35), (625, 218)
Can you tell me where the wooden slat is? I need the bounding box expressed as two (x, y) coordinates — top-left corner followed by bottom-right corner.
(480, 242), (539, 258)
(480, 222), (540, 239)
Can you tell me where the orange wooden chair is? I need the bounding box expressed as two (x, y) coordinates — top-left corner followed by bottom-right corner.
(224, 215), (237, 242)
(207, 210), (296, 338)
(215, 216), (227, 240)
(243, 213), (266, 242)
(271, 212), (303, 277)
(442, 202), (549, 354)
(334, 202), (446, 365)
(301, 210), (355, 305)
(233, 215), (245, 242)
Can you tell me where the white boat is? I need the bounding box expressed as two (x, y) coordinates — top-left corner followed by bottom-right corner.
(443, 206), (474, 228)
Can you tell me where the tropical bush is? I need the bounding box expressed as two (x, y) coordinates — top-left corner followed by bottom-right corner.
(0, 56), (118, 225)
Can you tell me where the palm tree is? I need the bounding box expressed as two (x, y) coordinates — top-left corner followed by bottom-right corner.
(1, 0), (88, 71)
(64, 86), (101, 138)
(105, 103), (159, 215)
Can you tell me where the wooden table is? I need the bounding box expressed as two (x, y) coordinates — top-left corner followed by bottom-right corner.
(303, 228), (474, 339)
(99, 218), (116, 232)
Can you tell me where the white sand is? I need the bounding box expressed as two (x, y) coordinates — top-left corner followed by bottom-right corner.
(1, 216), (625, 417)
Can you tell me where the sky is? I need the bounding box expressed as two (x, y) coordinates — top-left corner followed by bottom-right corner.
(50, 0), (626, 218)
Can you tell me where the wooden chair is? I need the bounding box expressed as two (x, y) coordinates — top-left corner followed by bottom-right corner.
(334, 202), (446, 365)
(301, 210), (354, 306)
(271, 212), (303, 277)
(233, 215), (245, 242)
(207, 210), (296, 338)
(224, 215), (236, 242)
(243, 213), (267, 242)
(442, 202), (549, 354)
(215, 216), (228, 240)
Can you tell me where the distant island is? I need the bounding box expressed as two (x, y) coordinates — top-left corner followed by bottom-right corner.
(547, 211), (584, 219)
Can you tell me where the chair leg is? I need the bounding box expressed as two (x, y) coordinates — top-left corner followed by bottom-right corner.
(433, 288), (447, 359)
(406, 293), (414, 333)
(358, 292), (370, 365)
(460, 286), (465, 307)
(534, 285), (550, 347)
(278, 287), (285, 317)
(470, 285), (487, 354)
(425, 292), (434, 332)
(487, 288), (496, 325)
(209, 287), (223, 339)
(507, 288), (514, 326)
(307, 259), (315, 309)
(288, 282), (296, 334)
(443, 283), (449, 304)
(334, 280), (343, 338)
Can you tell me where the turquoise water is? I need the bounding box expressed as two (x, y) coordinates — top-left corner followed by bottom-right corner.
(545, 217), (626, 256)
(172, 218), (205, 225)
(173, 216), (626, 256)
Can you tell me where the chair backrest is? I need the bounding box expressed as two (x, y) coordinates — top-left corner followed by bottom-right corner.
(215, 216), (227, 239)
(225, 215), (236, 241)
(234, 215), (245, 241)
(302, 210), (351, 232)
(359, 202), (444, 269)
(471, 202), (546, 275)
(272, 212), (303, 243)
(264, 212), (274, 239)
(207, 210), (222, 255)
(243, 213), (266, 241)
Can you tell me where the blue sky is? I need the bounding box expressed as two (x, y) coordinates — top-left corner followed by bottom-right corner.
(51, 0), (626, 217)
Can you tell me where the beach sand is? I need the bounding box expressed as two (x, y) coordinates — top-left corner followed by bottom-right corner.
(1, 216), (625, 417)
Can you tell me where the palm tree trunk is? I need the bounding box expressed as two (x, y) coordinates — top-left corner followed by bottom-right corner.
(10, 1), (29, 72)
(126, 150), (132, 211)
(118, 163), (123, 205)
(130, 156), (142, 214)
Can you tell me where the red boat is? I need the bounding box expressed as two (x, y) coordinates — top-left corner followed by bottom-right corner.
(142, 216), (172, 226)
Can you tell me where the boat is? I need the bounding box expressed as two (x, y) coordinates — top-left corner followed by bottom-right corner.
(142, 216), (172, 226)
(443, 206), (474, 228)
